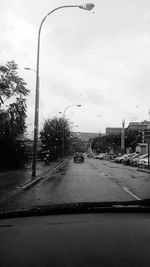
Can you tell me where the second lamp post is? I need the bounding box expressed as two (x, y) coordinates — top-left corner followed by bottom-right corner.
(61, 104), (81, 161)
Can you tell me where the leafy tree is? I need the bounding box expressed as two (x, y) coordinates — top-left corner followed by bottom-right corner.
(41, 117), (71, 161)
(92, 134), (121, 154)
(92, 129), (143, 156)
(0, 61), (29, 169)
(92, 130), (143, 156)
(71, 134), (87, 153)
(125, 129), (142, 151)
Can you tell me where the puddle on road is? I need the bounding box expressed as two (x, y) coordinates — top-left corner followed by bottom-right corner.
(43, 165), (68, 185)
(89, 163), (99, 170)
(60, 172), (66, 175)
(130, 174), (137, 179)
(96, 170), (108, 177)
(144, 174), (150, 182)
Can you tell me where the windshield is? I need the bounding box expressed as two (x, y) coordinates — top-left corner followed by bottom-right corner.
(1, 0), (150, 213)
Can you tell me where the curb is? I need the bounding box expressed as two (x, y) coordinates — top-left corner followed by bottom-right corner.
(137, 168), (150, 174)
(21, 158), (71, 190)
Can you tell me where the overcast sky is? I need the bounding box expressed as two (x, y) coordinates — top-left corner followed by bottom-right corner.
(1, 0), (150, 134)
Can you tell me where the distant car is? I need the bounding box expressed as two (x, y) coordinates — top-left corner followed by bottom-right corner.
(104, 153), (116, 160)
(115, 154), (128, 163)
(83, 152), (89, 158)
(95, 153), (106, 159)
(74, 152), (84, 163)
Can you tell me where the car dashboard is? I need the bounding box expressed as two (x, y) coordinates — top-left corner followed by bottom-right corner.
(0, 211), (150, 266)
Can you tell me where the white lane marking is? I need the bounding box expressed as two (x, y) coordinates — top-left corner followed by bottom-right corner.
(122, 186), (141, 200)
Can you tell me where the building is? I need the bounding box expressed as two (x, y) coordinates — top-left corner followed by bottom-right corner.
(105, 127), (122, 135)
(106, 121), (150, 135)
(136, 143), (148, 155)
(126, 120), (150, 132)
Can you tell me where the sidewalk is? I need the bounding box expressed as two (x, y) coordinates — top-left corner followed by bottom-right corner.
(137, 167), (150, 174)
(0, 158), (70, 205)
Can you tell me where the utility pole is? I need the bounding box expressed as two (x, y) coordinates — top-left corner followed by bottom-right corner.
(121, 119), (125, 154)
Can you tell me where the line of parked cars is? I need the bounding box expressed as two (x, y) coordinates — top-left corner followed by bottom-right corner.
(114, 153), (149, 168)
(94, 153), (116, 161)
(95, 152), (150, 168)
(94, 153), (106, 160)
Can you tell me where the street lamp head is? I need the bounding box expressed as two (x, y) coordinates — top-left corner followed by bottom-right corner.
(77, 104), (82, 107)
(79, 3), (95, 11)
(24, 67), (30, 70)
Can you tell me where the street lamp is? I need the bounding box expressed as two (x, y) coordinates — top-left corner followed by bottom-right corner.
(32, 3), (95, 177)
(121, 119), (125, 154)
(61, 104), (81, 162)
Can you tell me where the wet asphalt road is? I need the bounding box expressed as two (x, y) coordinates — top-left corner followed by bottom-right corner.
(1, 157), (150, 211)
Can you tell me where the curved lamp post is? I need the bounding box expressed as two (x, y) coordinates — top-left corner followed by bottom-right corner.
(32, 3), (95, 177)
(61, 104), (81, 162)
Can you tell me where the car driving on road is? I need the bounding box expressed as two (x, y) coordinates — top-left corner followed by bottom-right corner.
(74, 152), (84, 163)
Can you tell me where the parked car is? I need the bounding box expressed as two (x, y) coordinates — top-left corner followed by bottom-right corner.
(123, 153), (137, 165)
(103, 153), (116, 160)
(139, 157), (150, 168)
(131, 154), (148, 166)
(74, 152), (84, 163)
(129, 153), (141, 166)
(95, 153), (106, 159)
(114, 154), (128, 163)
